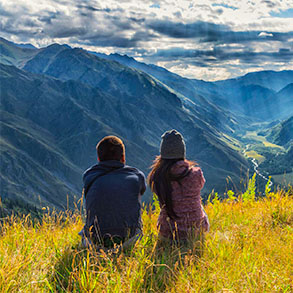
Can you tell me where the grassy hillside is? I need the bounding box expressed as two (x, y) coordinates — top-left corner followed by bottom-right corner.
(0, 184), (292, 292)
(1, 61), (250, 204)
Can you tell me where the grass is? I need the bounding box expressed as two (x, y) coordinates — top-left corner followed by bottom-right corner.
(220, 133), (242, 151)
(243, 131), (285, 150)
(0, 188), (292, 292)
(244, 150), (266, 163)
(262, 141), (284, 148)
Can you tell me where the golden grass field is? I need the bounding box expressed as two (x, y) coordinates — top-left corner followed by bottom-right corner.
(244, 150), (266, 164)
(0, 186), (292, 292)
(243, 131), (284, 150)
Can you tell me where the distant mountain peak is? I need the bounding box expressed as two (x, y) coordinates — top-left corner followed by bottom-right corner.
(15, 43), (36, 49)
(110, 53), (135, 61)
(216, 69), (293, 92)
(45, 43), (71, 50)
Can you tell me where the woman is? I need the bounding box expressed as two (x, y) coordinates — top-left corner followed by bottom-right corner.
(148, 129), (209, 242)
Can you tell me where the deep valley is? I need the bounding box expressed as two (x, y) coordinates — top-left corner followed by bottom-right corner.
(0, 37), (292, 211)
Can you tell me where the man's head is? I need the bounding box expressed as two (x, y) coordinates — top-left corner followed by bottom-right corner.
(96, 136), (125, 163)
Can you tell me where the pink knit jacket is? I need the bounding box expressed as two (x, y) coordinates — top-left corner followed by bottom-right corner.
(157, 160), (209, 240)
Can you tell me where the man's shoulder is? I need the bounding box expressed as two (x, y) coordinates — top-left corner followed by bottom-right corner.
(124, 165), (146, 194)
(83, 164), (100, 177)
(83, 164), (105, 185)
(123, 165), (145, 177)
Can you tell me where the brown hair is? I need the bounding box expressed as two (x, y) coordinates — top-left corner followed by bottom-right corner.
(147, 156), (196, 219)
(96, 136), (125, 162)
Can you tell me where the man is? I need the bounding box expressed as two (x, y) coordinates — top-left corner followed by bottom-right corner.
(81, 135), (146, 249)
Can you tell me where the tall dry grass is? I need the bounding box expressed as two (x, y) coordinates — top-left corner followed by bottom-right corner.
(0, 185), (292, 292)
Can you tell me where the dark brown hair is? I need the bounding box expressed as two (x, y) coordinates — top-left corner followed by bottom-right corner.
(147, 156), (196, 219)
(96, 136), (125, 162)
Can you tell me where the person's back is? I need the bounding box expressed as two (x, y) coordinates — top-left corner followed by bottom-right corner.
(82, 136), (146, 247)
(148, 129), (209, 243)
(157, 159), (209, 239)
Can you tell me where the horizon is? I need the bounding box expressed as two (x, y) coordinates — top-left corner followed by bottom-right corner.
(1, 35), (293, 83)
(0, 0), (292, 81)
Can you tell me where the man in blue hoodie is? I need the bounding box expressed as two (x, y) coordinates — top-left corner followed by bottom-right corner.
(81, 135), (146, 249)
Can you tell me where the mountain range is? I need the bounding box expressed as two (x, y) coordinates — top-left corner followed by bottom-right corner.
(0, 37), (292, 210)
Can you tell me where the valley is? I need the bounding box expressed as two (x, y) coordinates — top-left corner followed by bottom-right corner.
(0, 37), (292, 211)
(237, 124), (292, 188)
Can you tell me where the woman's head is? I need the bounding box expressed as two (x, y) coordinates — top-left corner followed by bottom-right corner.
(160, 129), (186, 159)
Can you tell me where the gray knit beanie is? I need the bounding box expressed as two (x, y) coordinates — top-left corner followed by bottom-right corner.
(160, 129), (186, 159)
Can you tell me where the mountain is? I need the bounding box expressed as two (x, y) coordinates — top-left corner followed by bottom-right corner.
(222, 84), (277, 120)
(91, 52), (240, 132)
(215, 70), (293, 92)
(90, 51), (293, 123)
(0, 37), (38, 67)
(259, 144), (293, 176)
(275, 83), (293, 119)
(266, 116), (293, 148)
(0, 58), (249, 208)
(1, 37), (292, 210)
(256, 116), (293, 176)
(213, 74), (293, 121)
(14, 43), (36, 49)
(0, 65), (83, 209)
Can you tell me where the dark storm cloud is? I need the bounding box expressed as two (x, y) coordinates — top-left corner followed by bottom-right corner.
(76, 4), (124, 14)
(34, 4), (149, 48)
(147, 20), (228, 39)
(79, 28), (157, 48)
(48, 27), (88, 38)
(203, 30), (293, 43)
(261, 0), (277, 8)
(38, 12), (61, 24)
(150, 47), (293, 65)
(103, 14), (134, 30)
(76, 4), (111, 12)
(147, 19), (293, 44)
(0, 18), (38, 37)
(1, 0), (292, 63)
(129, 17), (146, 24)
(82, 36), (138, 48)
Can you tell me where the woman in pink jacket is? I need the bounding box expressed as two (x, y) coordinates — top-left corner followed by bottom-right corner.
(148, 129), (209, 242)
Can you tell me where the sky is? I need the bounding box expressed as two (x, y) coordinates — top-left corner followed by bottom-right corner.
(1, 0), (293, 81)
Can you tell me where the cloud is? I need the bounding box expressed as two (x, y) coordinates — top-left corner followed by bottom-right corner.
(150, 47), (293, 63)
(76, 4), (113, 13)
(0, 0), (293, 80)
(152, 47), (293, 81)
(147, 20), (228, 39)
(261, 0), (277, 9)
(147, 19), (293, 44)
(258, 32), (274, 38)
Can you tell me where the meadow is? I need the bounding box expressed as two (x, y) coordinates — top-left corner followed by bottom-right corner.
(0, 181), (292, 292)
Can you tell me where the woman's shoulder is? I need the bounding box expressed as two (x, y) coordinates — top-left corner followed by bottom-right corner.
(187, 165), (205, 189)
(189, 166), (203, 176)
(171, 160), (189, 174)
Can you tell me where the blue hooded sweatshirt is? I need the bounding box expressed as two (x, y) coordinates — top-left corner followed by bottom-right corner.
(83, 160), (146, 241)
